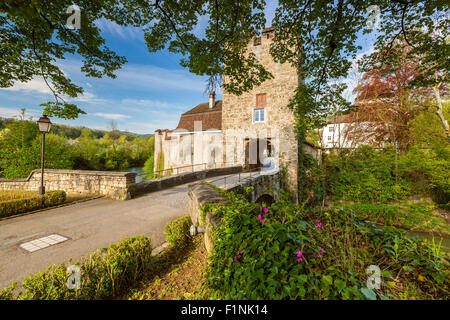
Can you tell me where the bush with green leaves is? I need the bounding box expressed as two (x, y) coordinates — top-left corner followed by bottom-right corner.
(0, 236), (153, 300)
(399, 146), (450, 206)
(204, 191), (449, 300)
(164, 215), (192, 248)
(0, 191), (66, 218)
(326, 146), (411, 203)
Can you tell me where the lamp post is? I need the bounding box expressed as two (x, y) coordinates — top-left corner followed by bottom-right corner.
(37, 115), (52, 195)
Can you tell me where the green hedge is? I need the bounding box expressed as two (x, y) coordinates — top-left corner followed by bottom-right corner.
(164, 215), (192, 248)
(0, 190), (66, 218)
(0, 236), (153, 300)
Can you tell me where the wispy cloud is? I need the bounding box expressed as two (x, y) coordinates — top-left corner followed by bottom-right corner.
(0, 107), (40, 119)
(92, 113), (132, 120)
(0, 77), (52, 95)
(95, 18), (144, 41)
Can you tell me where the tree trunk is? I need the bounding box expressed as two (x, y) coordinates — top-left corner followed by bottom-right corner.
(432, 83), (450, 139)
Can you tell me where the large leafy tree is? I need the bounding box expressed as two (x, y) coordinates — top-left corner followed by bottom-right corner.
(0, 0), (147, 118)
(2, 0), (447, 198)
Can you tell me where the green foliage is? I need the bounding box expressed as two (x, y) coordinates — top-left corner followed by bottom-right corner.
(326, 146), (410, 203)
(340, 202), (450, 235)
(399, 146), (450, 206)
(0, 283), (16, 300)
(0, 191), (66, 218)
(0, 190), (36, 201)
(2, 236), (153, 300)
(204, 193), (450, 300)
(164, 215), (192, 248)
(0, 1), (134, 118)
(0, 116), (155, 177)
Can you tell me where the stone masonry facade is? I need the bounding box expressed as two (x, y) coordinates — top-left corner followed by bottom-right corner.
(221, 28), (299, 193)
(155, 28), (314, 197)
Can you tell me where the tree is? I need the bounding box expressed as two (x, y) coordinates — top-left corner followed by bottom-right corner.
(1, 0), (138, 118)
(2, 1), (446, 199)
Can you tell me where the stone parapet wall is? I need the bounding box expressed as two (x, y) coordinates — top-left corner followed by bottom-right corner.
(0, 169), (136, 200)
(188, 181), (227, 253)
(188, 171), (282, 253)
(131, 166), (242, 196)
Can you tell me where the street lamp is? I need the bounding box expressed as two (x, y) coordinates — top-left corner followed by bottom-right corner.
(37, 115), (52, 195)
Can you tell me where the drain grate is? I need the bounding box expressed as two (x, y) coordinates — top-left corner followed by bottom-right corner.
(19, 234), (69, 252)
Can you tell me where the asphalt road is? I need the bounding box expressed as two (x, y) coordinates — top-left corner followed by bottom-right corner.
(0, 173), (252, 290)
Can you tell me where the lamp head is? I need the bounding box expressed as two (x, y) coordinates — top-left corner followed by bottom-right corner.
(37, 115), (52, 133)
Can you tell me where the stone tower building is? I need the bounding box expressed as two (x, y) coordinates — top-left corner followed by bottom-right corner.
(221, 27), (299, 193)
(154, 27), (317, 196)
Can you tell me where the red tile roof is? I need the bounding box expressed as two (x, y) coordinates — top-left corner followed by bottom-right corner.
(175, 100), (222, 132)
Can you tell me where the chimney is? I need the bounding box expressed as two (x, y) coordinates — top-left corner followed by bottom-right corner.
(209, 91), (215, 109)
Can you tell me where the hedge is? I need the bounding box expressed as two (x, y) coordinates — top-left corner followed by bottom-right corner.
(164, 215), (192, 248)
(0, 235), (153, 300)
(0, 190), (66, 218)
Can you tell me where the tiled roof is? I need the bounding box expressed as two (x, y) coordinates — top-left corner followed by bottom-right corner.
(175, 100), (222, 132)
(181, 100), (222, 115)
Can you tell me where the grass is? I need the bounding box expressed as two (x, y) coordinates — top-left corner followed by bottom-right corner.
(123, 235), (209, 300)
(337, 202), (450, 235)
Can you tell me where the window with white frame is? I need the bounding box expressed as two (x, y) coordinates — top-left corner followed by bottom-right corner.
(329, 126), (334, 132)
(254, 108), (265, 122)
(328, 136), (332, 141)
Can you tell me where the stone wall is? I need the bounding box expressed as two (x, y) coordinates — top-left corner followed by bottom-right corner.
(188, 171), (282, 253)
(0, 169), (136, 200)
(132, 166), (242, 197)
(221, 28), (299, 198)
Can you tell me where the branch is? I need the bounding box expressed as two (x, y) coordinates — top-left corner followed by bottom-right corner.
(154, 2), (190, 50)
(31, 30), (66, 104)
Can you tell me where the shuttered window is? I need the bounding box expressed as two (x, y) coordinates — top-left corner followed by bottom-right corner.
(256, 93), (266, 107)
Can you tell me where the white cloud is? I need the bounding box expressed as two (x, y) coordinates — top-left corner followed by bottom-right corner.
(95, 19), (144, 41)
(113, 64), (207, 93)
(92, 113), (131, 120)
(0, 107), (40, 119)
(0, 77), (52, 95)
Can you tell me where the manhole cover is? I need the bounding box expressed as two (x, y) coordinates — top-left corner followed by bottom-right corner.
(19, 234), (69, 252)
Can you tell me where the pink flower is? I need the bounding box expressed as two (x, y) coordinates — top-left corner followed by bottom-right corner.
(239, 250), (243, 255)
(258, 214), (267, 223)
(313, 255), (317, 259)
(316, 220), (322, 228)
(233, 255), (238, 262)
(263, 207), (269, 214)
(296, 251), (303, 257)
(311, 194), (314, 198)
(319, 248), (325, 253)
(297, 258), (303, 263)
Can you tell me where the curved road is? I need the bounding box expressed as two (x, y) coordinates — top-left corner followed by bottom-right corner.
(0, 173), (255, 290)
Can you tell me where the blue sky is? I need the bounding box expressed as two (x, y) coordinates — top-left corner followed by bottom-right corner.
(0, 1), (377, 134)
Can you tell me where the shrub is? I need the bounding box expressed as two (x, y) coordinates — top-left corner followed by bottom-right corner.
(0, 190), (36, 201)
(204, 191), (449, 300)
(164, 215), (192, 248)
(3, 236), (153, 300)
(0, 190), (66, 218)
(326, 146), (411, 203)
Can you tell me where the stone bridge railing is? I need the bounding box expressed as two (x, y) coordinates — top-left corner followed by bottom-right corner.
(188, 170), (282, 252)
(0, 166), (245, 201)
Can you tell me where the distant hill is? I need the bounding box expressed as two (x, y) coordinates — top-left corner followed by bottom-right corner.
(0, 117), (153, 139)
